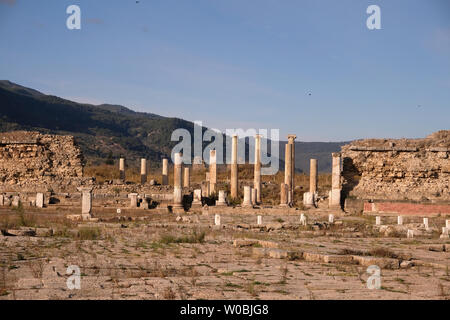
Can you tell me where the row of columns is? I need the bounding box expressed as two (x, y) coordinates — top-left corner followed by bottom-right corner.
(118, 157), (192, 188)
(118, 133), (301, 207)
(118, 141), (341, 210)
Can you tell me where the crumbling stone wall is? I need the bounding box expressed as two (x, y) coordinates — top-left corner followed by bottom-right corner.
(0, 131), (83, 187)
(342, 130), (450, 203)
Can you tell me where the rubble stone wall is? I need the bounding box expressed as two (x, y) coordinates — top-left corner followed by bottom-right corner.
(0, 131), (83, 188)
(342, 130), (450, 203)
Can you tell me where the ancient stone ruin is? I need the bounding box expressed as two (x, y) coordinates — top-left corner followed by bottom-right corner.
(0, 131), (83, 189)
(342, 130), (450, 215)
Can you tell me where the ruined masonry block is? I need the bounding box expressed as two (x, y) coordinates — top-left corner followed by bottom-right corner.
(36, 193), (44, 208)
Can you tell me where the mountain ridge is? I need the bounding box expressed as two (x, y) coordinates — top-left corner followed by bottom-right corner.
(0, 80), (348, 172)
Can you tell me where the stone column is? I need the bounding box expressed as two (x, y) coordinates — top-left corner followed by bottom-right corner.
(215, 214), (221, 226)
(162, 158), (169, 185)
(192, 189), (202, 207)
(216, 190), (227, 206)
(183, 167), (190, 188)
(407, 230), (414, 239)
(0, 194), (4, 206)
(129, 193), (138, 208)
(230, 134), (238, 199)
(376, 216), (381, 226)
(304, 158), (318, 208)
(242, 186), (252, 207)
(173, 153), (183, 209)
(257, 215), (262, 225)
(329, 152), (342, 208)
(209, 150), (217, 194)
(254, 134), (262, 204)
(201, 181), (210, 197)
(303, 192), (314, 208)
(280, 183), (288, 207)
(251, 188), (257, 206)
(310, 159), (318, 194)
(284, 144), (292, 205)
(288, 135), (297, 205)
(36, 193), (44, 208)
(440, 227), (449, 239)
(423, 218), (429, 229)
(140, 158), (147, 184)
(78, 187), (93, 220)
(119, 158), (126, 181)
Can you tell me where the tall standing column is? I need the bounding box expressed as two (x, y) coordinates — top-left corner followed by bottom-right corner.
(119, 158), (126, 181)
(284, 143), (292, 206)
(304, 159), (318, 208)
(162, 158), (169, 185)
(173, 153), (183, 209)
(287, 135), (297, 205)
(254, 134), (262, 204)
(209, 150), (217, 194)
(183, 167), (190, 188)
(329, 152), (342, 208)
(140, 158), (147, 184)
(231, 135), (238, 199)
(280, 183), (288, 207)
(310, 159), (318, 194)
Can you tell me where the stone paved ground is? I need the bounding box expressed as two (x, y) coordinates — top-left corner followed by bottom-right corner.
(0, 208), (449, 300)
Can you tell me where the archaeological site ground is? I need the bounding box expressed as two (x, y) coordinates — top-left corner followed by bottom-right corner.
(0, 130), (449, 300)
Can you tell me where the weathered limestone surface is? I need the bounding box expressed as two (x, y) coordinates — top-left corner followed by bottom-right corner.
(254, 134), (262, 204)
(288, 135), (296, 203)
(216, 190), (227, 206)
(342, 130), (450, 202)
(310, 159), (318, 194)
(172, 153), (183, 209)
(280, 183), (288, 207)
(183, 167), (190, 188)
(36, 192), (44, 208)
(284, 144), (292, 205)
(329, 153), (342, 208)
(242, 186), (252, 207)
(0, 131), (83, 186)
(192, 189), (202, 207)
(119, 158), (126, 181)
(162, 158), (169, 186)
(140, 158), (147, 184)
(209, 150), (217, 194)
(230, 135), (238, 199)
(78, 187), (93, 219)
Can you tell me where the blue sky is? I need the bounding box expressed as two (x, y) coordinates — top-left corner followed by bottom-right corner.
(0, 0), (449, 141)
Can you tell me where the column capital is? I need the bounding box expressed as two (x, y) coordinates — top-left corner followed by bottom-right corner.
(332, 152), (342, 158)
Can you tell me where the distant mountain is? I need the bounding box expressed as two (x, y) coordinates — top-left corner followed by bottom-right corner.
(279, 141), (349, 173)
(0, 81), (348, 172)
